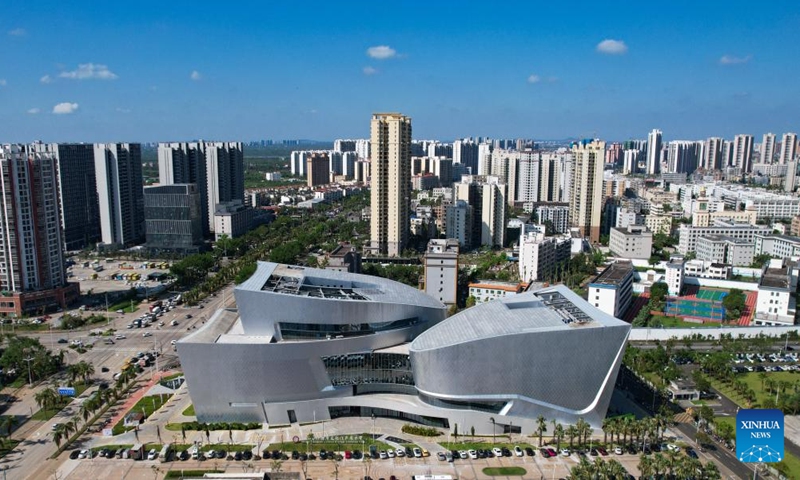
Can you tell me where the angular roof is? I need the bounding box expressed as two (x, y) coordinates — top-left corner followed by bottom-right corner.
(237, 261), (444, 309)
(411, 285), (629, 352)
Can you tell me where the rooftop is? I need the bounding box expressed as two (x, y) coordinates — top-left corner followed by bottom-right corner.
(411, 285), (629, 352)
(760, 268), (791, 290)
(756, 234), (800, 244)
(590, 261), (634, 286)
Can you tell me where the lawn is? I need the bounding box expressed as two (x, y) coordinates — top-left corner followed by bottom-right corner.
(267, 434), (391, 453)
(483, 467), (527, 476)
(711, 371), (800, 408)
(108, 299), (141, 313)
(91, 443), (133, 454)
(111, 394), (172, 435)
(160, 372), (183, 383)
(200, 443), (254, 452)
(182, 404), (195, 416)
(653, 315), (712, 328)
(31, 386), (87, 421)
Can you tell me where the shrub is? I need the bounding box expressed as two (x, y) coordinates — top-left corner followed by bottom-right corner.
(401, 424), (441, 437)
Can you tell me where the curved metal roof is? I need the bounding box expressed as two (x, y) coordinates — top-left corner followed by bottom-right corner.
(411, 284), (629, 352)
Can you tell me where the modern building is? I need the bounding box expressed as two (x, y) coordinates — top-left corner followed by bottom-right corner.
(213, 200), (257, 240)
(325, 243), (362, 273)
(570, 140), (605, 243)
(27, 142), (100, 251)
(665, 258), (685, 296)
(754, 260), (798, 326)
(444, 200), (471, 249)
(94, 143), (145, 247)
(534, 203), (570, 234)
(609, 226), (653, 260)
(307, 152), (330, 187)
(143, 184), (204, 255)
(0, 145), (79, 316)
(646, 129), (662, 175)
(177, 263), (630, 431)
(423, 239), (459, 306)
(696, 235), (755, 267)
(454, 175), (506, 248)
(587, 261), (634, 319)
(158, 141), (244, 234)
(518, 231), (570, 282)
(683, 260), (731, 280)
(703, 137), (724, 170)
(370, 113), (412, 256)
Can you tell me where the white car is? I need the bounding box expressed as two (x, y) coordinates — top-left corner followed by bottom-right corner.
(667, 444), (680, 452)
(78, 449), (89, 459)
(142, 331), (152, 337)
(468, 449), (478, 459)
(458, 450), (468, 459)
(560, 449), (571, 457)
(147, 449), (158, 460)
(414, 447), (423, 458)
(379, 450), (388, 459)
(387, 449), (396, 458)
(115, 334), (126, 339)
(614, 446), (623, 455)
(171, 339), (177, 345)
(514, 446), (523, 457)
(492, 447), (503, 457)
(395, 448), (405, 457)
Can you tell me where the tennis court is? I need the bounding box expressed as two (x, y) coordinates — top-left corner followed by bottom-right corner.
(695, 288), (728, 302)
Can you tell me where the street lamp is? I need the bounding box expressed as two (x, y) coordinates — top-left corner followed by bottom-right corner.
(23, 349), (34, 385)
(490, 417), (496, 445)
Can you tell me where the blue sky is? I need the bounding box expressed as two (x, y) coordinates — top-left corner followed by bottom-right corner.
(1, 1), (799, 143)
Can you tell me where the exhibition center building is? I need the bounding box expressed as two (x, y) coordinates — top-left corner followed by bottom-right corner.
(177, 262), (630, 433)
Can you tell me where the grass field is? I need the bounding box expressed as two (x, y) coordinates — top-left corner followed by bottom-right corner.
(483, 467), (527, 476)
(182, 404), (195, 416)
(111, 394), (172, 435)
(108, 299), (141, 313)
(711, 371), (800, 408)
(653, 315), (710, 328)
(266, 435), (391, 453)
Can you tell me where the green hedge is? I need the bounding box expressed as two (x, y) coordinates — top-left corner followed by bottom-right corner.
(401, 424), (441, 437)
(166, 421), (261, 431)
(164, 471), (223, 479)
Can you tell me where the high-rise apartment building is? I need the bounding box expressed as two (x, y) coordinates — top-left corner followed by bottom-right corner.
(569, 140), (605, 243)
(666, 141), (700, 174)
(445, 200), (472, 249)
(646, 129), (662, 175)
(453, 139), (479, 174)
(158, 141), (244, 234)
(761, 133), (776, 164)
(27, 142), (100, 251)
(454, 175), (506, 248)
(370, 113), (412, 256)
(780, 133), (798, 165)
(94, 143), (145, 247)
(733, 134), (754, 173)
(703, 137), (724, 170)
(306, 152), (330, 187)
(0, 145), (79, 315)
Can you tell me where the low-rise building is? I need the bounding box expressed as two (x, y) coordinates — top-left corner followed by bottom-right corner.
(609, 226), (653, 260)
(683, 260), (731, 280)
(644, 214), (672, 235)
(754, 260), (798, 326)
(677, 221), (768, 255)
(213, 200), (256, 240)
(791, 216), (800, 237)
(667, 379), (700, 401)
(468, 281), (528, 305)
(326, 243), (362, 273)
(587, 261), (634, 319)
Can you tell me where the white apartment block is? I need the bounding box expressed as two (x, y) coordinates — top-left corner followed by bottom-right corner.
(754, 234), (800, 258)
(696, 235), (755, 267)
(445, 200), (472, 249)
(535, 204), (570, 234)
(754, 260), (798, 326)
(683, 260), (731, 280)
(588, 261), (634, 319)
(609, 226), (653, 260)
(423, 239), (459, 306)
(677, 222), (769, 255)
(665, 258), (685, 296)
(644, 215), (672, 235)
(518, 231), (571, 282)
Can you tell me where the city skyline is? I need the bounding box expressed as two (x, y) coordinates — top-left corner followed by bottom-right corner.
(1, 1), (799, 142)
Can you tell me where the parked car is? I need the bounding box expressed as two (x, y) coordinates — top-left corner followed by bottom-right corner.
(561, 449), (571, 457)
(379, 450), (387, 459)
(458, 450), (468, 459)
(492, 447), (503, 457)
(69, 449), (81, 460)
(78, 449), (89, 459)
(387, 449), (395, 458)
(539, 448), (550, 458)
(514, 446), (524, 457)
(395, 448), (405, 457)
(468, 449), (478, 459)
(413, 447), (423, 458)
(525, 447), (535, 456)
(147, 449), (158, 460)
(614, 446), (623, 455)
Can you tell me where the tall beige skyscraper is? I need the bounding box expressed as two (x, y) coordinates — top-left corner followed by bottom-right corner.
(370, 113), (412, 256)
(760, 133), (776, 164)
(570, 139), (606, 243)
(780, 133), (798, 165)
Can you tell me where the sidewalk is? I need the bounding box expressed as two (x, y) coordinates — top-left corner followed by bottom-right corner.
(106, 370), (178, 432)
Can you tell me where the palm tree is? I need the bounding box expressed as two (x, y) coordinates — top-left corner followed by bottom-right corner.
(575, 417), (591, 446)
(758, 371), (768, 391)
(601, 418), (612, 445)
(606, 459), (627, 479)
(566, 425), (578, 449)
(666, 448), (681, 477)
(51, 423), (67, 448)
(34, 387), (59, 417)
(702, 460), (721, 480)
(652, 452), (668, 477)
(553, 423), (564, 451)
(621, 416), (633, 445)
(639, 454), (655, 479)
(1, 416), (19, 437)
(536, 415), (547, 447)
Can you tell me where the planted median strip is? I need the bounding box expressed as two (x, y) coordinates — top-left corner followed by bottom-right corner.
(483, 467), (526, 476)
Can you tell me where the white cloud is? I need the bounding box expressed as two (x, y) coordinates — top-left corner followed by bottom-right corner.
(27, 108), (40, 115)
(8, 28), (26, 36)
(363, 66), (378, 76)
(52, 102), (79, 115)
(190, 70), (202, 81)
(59, 63), (118, 80)
(116, 107), (131, 113)
(596, 39), (628, 55)
(527, 74), (541, 84)
(367, 45), (397, 60)
(0, 79), (6, 87)
(719, 54), (752, 65)
(40, 75), (52, 84)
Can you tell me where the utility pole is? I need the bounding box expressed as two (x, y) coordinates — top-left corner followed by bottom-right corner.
(23, 350), (34, 385)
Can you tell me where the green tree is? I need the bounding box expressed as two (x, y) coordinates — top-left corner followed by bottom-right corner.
(536, 415), (547, 447)
(722, 289), (745, 321)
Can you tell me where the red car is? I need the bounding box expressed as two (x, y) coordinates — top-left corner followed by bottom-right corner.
(547, 448), (557, 457)
(539, 448), (550, 458)
(344, 451), (352, 459)
(596, 447), (608, 456)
